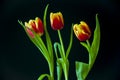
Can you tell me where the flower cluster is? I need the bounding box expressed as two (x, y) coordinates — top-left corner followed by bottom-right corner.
(18, 4), (100, 80)
(24, 12), (91, 42)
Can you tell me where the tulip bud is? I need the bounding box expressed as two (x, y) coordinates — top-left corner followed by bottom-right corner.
(50, 12), (64, 30)
(73, 21), (91, 41)
(26, 28), (34, 38)
(25, 17), (44, 37)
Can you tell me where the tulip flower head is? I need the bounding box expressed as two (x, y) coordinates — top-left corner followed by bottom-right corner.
(50, 12), (64, 30)
(73, 21), (91, 41)
(25, 17), (44, 37)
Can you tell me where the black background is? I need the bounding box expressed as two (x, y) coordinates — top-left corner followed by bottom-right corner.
(0, 0), (120, 80)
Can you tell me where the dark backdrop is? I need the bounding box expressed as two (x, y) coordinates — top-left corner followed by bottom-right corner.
(0, 0), (120, 80)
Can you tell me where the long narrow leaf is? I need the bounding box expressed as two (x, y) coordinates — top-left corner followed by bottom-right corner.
(33, 34), (50, 62)
(57, 58), (63, 80)
(38, 74), (51, 80)
(43, 4), (53, 58)
(66, 24), (73, 58)
(61, 59), (69, 80)
(90, 14), (100, 66)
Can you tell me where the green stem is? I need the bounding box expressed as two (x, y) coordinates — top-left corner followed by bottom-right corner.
(57, 30), (65, 59)
(64, 63), (68, 80)
(86, 40), (91, 65)
(57, 30), (69, 80)
(48, 60), (54, 80)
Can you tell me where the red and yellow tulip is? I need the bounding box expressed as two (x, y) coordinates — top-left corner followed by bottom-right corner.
(50, 12), (64, 30)
(25, 17), (44, 37)
(73, 21), (91, 41)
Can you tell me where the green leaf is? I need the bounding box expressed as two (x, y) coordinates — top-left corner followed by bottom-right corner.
(38, 74), (51, 80)
(56, 58), (69, 80)
(43, 4), (49, 30)
(80, 41), (90, 53)
(43, 4), (53, 59)
(61, 59), (69, 80)
(66, 24), (73, 58)
(75, 61), (89, 80)
(90, 14), (100, 66)
(54, 42), (69, 80)
(34, 34), (50, 62)
(56, 59), (63, 80)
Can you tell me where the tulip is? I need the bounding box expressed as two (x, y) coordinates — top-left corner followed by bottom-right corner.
(73, 21), (91, 41)
(26, 28), (34, 38)
(50, 12), (64, 30)
(25, 17), (44, 37)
